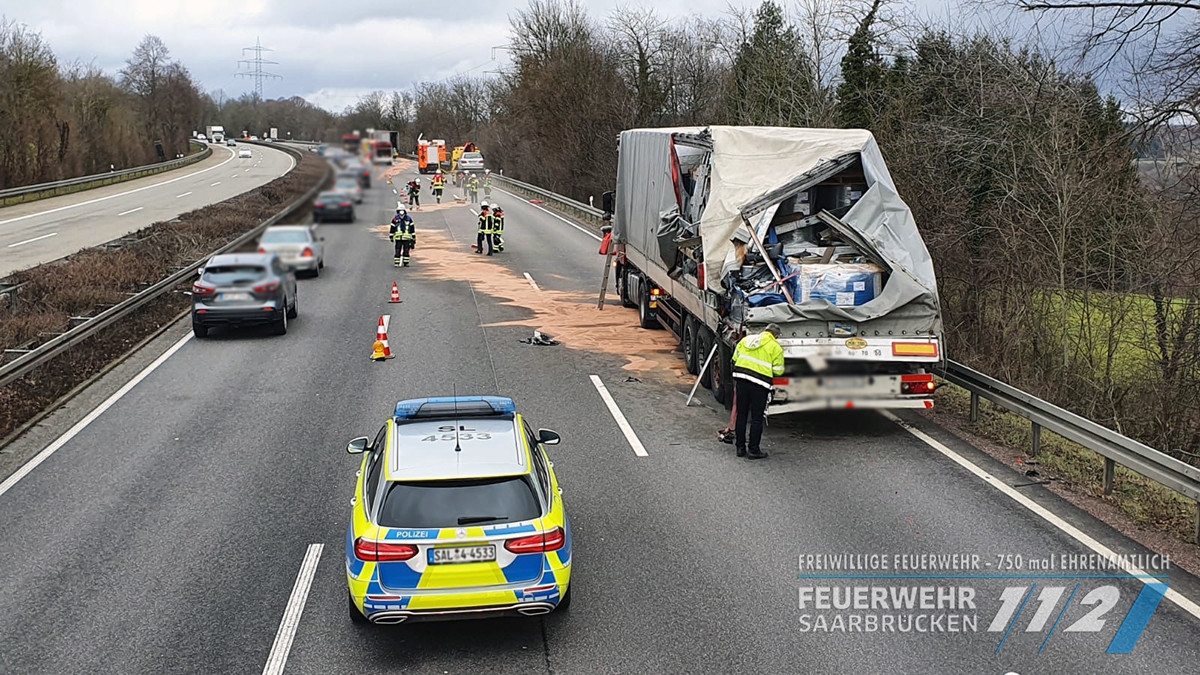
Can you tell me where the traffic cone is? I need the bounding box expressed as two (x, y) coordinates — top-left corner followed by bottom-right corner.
(389, 282), (402, 303)
(372, 316), (395, 360)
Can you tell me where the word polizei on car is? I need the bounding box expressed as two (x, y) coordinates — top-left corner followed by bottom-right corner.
(344, 396), (572, 625)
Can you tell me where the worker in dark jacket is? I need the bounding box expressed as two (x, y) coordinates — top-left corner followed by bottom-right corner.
(476, 202), (494, 255)
(731, 324), (785, 459)
(389, 208), (413, 266)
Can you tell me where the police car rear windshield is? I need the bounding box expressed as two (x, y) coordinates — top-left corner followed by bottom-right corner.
(377, 476), (540, 529)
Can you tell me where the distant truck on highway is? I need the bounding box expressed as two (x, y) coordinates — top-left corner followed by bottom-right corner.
(205, 125), (225, 143)
(600, 126), (944, 414)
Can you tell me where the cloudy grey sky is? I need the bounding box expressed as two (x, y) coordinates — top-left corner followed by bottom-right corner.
(6, 0), (1007, 112)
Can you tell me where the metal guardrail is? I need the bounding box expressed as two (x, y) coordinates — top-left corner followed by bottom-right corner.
(0, 143), (328, 389)
(0, 141), (213, 206)
(479, 170), (1200, 541)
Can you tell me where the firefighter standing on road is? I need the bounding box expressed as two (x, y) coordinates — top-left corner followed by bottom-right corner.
(476, 202), (494, 255)
(431, 169), (445, 203)
(483, 170), (493, 199)
(406, 178), (421, 209)
(492, 203), (505, 252)
(467, 173), (480, 204)
(731, 323), (785, 460)
(389, 208), (414, 267)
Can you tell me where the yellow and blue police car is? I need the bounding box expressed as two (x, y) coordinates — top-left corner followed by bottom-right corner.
(345, 396), (572, 625)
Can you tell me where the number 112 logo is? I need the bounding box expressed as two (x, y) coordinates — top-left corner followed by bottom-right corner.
(988, 583), (1169, 654)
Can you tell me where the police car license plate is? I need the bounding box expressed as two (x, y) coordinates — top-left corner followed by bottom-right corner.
(219, 292), (251, 301)
(429, 545), (496, 565)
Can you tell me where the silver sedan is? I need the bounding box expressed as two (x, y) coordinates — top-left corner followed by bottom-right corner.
(257, 226), (325, 278)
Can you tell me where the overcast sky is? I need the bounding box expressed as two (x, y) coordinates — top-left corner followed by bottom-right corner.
(5, 0), (1025, 112)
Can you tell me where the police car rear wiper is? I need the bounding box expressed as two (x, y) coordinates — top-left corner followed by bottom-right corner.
(457, 515), (506, 525)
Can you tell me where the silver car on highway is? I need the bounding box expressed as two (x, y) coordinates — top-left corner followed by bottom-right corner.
(334, 176), (364, 203)
(258, 226), (325, 278)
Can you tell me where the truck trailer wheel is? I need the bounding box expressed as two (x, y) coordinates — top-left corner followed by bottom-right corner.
(637, 279), (659, 329)
(682, 316), (699, 375)
(618, 268), (637, 309)
(697, 330), (714, 390)
(711, 339), (732, 408)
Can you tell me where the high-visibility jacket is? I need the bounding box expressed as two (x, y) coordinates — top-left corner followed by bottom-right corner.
(492, 211), (504, 233)
(432, 175), (445, 188)
(468, 177), (479, 191)
(478, 212), (494, 234)
(392, 219), (415, 242)
(732, 331), (785, 389)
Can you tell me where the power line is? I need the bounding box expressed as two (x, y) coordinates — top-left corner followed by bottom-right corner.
(236, 37), (281, 98)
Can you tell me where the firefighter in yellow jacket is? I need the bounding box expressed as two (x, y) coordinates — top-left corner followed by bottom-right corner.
(731, 323), (784, 459)
(476, 202), (494, 255)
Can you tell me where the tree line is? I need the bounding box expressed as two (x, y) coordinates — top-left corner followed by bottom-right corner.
(0, 22), (205, 188)
(332, 0), (1199, 461)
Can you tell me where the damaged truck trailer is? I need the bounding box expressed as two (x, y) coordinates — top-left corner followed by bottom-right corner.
(600, 126), (944, 415)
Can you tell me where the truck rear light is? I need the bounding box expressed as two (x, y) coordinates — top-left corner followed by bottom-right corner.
(301, 247), (314, 257)
(650, 287), (662, 296)
(253, 281), (280, 293)
(892, 342), (938, 357)
(354, 538), (418, 562)
(901, 380), (938, 395)
(504, 527), (565, 554)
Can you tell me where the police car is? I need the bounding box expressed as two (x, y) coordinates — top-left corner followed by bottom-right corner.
(345, 396), (572, 625)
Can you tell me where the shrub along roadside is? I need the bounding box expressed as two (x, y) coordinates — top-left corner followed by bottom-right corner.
(0, 151), (329, 442)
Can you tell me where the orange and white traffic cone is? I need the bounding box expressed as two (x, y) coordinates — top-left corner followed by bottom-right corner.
(371, 316), (396, 360)
(389, 282), (402, 303)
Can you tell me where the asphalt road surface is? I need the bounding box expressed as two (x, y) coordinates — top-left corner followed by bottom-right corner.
(0, 143), (296, 278)
(0, 160), (1197, 674)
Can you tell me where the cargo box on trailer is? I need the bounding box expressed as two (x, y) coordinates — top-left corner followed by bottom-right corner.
(600, 126), (944, 414)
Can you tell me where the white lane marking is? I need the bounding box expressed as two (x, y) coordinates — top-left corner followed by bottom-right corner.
(880, 411), (1200, 620)
(589, 375), (648, 457)
(523, 272), (540, 291)
(231, 173), (240, 178)
(211, 181), (221, 187)
(0, 332), (193, 499)
(175, 192), (192, 198)
(117, 207), (142, 216)
(6, 232), (57, 248)
(261, 544), (324, 675)
(0, 148), (235, 227)
(496, 187), (601, 242)
(392, 188), (397, 194)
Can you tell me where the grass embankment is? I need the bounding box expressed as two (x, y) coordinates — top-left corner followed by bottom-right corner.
(0, 151), (330, 443)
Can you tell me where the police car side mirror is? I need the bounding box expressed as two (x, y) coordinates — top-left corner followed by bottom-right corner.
(347, 437), (369, 454)
(537, 429), (561, 446)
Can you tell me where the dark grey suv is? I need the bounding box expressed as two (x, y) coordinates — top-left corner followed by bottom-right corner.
(190, 253), (298, 337)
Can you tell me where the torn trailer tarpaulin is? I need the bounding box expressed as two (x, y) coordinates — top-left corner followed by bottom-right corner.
(707, 127), (940, 331)
(611, 126), (941, 333)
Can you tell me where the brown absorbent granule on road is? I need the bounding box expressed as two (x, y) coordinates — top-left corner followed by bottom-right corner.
(411, 229), (688, 378)
(380, 160), (415, 181)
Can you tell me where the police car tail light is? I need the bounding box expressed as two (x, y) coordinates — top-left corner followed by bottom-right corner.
(354, 538), (418, 562)
(504, 527), (565, 554)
